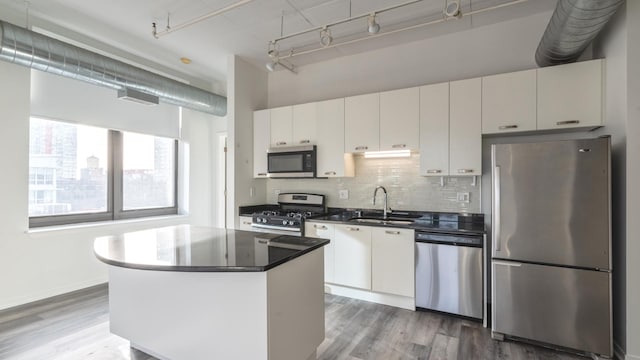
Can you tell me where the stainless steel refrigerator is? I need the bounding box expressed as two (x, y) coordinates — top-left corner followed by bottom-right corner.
(491, 137), (612, 358)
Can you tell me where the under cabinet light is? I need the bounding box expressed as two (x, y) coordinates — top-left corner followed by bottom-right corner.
(364, 150), (411, 158)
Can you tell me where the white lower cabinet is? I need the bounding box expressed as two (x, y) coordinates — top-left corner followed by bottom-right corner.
(371, 227), (415, 297)
(305, 222), (335, 283)
(334, 224), (372, 290)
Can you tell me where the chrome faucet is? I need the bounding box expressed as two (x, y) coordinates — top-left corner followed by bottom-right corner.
(373, 185), (391, 219)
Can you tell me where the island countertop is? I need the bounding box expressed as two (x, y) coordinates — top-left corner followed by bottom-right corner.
(94, 224), (329, 272)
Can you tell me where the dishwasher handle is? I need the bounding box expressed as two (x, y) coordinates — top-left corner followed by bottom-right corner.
(415, 231), (483, 247)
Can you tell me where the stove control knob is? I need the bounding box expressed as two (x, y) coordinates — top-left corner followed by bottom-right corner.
(282, 220), (288, 225)
(288, 220), (295, 226)
(261, 218), (268, 223)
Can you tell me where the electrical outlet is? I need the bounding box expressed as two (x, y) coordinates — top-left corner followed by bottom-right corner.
(250, 187), (255, 197)
(339, 189), (349, 200)
(457, 192), (470, 203)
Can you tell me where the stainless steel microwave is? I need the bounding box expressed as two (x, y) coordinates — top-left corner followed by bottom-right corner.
(267, 145), (316, 178)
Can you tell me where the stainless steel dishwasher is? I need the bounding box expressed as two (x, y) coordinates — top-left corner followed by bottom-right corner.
(415, 231), (483, 319)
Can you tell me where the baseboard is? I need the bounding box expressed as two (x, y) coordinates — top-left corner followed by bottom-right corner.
(324, 283), (415, 311)
(0, 277), (107, 311)
(615, 341), (640, 360)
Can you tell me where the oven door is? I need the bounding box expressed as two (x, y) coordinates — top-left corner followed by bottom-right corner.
(250, 223), (302, 236)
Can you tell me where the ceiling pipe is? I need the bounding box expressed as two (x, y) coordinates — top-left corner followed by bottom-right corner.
(535, 0), (624, 67)
(0, 20), (227, 116)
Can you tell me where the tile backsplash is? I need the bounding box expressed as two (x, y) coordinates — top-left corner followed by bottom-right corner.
(266, 154), (481, 213)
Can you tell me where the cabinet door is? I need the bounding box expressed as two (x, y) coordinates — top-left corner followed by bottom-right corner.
(270, 106), (293, 147)
(371, 228), (414, 297)
(316, 98), (354, 177)
(482, 69), (537, 134)
(380, 87), (420, 150)
(239, 216), (253, 231)
(305, 222), (335, 283)
(419, 82), (450, 176)
(292, 102), (317, 145)
(345, 93), (380, 153)
(334, 224), (372, 290)
(450, 78), (482, 176)
(537, 59), (603, 130)
(253, 109), (270, 178)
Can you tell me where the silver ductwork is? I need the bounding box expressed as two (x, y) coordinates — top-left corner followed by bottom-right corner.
(0, 20), (226, 116)
(535, 0), (624, 67)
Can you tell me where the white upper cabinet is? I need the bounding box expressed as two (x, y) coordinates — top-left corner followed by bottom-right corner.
(379, 87), (420, 151)
(270, 106), (293, 147)
(316, 98), (355, 177)
(253, 109), (270, 178)
(450, 78), (482, 176)
(371, 227), (415, 297)
(419, 82), (450, 176)
(292, 102), (317, 145)
(482, 69), (537, 134)
(537, 59), (603, 130)
(345, 93), (380, 153)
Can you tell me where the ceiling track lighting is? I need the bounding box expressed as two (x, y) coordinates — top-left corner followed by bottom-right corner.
(265, 41), (296, 73)
(266, 0), (528, 66)
(444, 0), (462, 19)
(368, 13), (380, 34)
(319, 27), (333, 47)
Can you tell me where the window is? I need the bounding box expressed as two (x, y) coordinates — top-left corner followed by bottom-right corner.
(28, 118), (178, 227)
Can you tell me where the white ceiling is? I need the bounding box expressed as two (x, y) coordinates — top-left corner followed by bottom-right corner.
(0, 0), (558, 92)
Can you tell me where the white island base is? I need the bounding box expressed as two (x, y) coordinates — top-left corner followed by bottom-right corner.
(108, 250), (325, 360)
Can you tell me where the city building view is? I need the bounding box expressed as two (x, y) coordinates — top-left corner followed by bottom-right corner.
(28, 118), (175, 217)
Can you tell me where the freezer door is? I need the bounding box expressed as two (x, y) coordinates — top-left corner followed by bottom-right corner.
(415, 242), (483, 319)
(492, 260), (612, 357)
(492, 137), (610, 269)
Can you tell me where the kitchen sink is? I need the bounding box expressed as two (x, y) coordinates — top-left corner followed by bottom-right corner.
(348, 217), (415, 225)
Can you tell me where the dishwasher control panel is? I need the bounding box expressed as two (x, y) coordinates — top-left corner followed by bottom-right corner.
(415, 231), (482, 247)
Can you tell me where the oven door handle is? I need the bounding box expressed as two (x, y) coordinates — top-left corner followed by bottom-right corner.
(251, 223), (300, 232)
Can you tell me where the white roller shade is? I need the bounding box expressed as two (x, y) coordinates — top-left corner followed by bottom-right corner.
(30, 70), (180, 139)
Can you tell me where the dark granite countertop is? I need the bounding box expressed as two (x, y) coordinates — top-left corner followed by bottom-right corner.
(308, 208), (486, 235)
(94, 225), (329, 272)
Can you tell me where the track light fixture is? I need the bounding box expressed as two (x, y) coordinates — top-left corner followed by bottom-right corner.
(265, 41), (296, 73)
(319, 26), (333, 47)
(367, 13), (380, 34)
(444, 0), (462, 19)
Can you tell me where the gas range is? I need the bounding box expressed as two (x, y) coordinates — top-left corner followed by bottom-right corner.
(250, 193), (325, 235)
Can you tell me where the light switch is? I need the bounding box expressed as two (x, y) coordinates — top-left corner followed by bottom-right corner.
(457, 192), (470, 203)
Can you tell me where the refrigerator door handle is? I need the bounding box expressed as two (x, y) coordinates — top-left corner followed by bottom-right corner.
(492, 260), (521, 267)
(493, 165), (501, 252)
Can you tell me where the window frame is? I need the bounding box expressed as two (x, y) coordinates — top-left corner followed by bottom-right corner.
(28, 126), (179, 228)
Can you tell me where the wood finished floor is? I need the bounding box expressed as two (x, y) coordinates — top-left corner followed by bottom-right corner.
(0, 284), (586, 360)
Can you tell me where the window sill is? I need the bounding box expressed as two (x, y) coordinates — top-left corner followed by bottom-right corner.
(26, 214), (189, 236)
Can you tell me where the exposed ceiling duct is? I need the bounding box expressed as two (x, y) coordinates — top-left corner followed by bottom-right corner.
(0, 20), (227, 116)
(535, 0), (624, 67)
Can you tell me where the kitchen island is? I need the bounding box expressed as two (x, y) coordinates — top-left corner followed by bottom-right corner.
(94, 225), (329, 360)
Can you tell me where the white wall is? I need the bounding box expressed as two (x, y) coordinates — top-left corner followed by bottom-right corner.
(0, 61), (218, 310)
(267, 11), (552, 108)
(226, 56), (269, 229)
(624, 1), (640, 358)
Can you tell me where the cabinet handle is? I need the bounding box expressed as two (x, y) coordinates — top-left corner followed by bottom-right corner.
(458, 169), (474, 174)
(355, 146), (368, 151)
(324, 171), (337, 176)
(276, 141), (287, 146)
(314, 224), (328, 230)
(242, 221), (251, 225)
(498, 125), (518, 130)
(299, 139), (310, 144)
(385, 230), (401, 235)
(346, 227), (360, 232)
(391, 144), (406, 149)
(556, 120), (580, 126)
(257, 173), (267, 176)
(426, 169), (442, 174)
